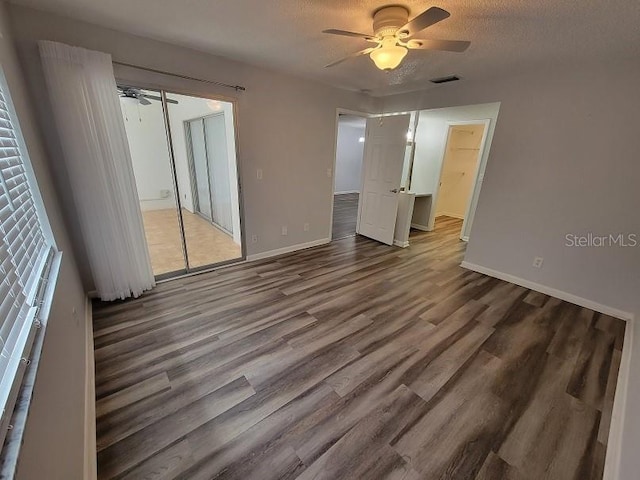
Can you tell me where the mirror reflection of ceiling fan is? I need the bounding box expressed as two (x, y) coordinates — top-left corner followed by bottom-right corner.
(323, 5), (470, 71)
(117, 86), (178, 105)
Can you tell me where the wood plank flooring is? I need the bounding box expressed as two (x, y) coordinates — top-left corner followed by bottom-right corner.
(332, 193), (359, 240)
(93, 216), (625, 480)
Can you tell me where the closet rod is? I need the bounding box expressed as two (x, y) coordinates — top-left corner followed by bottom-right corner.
(112, 61), (246, 92)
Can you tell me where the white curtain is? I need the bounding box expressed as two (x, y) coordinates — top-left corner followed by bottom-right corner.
(39, 41), (155, 301)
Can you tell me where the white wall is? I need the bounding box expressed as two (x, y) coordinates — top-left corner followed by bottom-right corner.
(119, 96), (175, 211)
(334, 119), (365, 194)
(8, 4), (374, 286)
(223, 102), (241, 245)
(435, 124), (485, 219)
(400, 144), (413, 189)
(383, 61), (640, 479)
(0, 2), (88, 479)
(400, 110), (417, 189)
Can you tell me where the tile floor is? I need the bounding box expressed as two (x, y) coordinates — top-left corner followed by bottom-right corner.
(141, 208), (241, 275)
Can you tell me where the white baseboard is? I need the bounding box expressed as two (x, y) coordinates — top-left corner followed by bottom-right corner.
(436, 212), (465, 220)
(460, 261), (634, 321)
(411, 223), (432, 232)
(334, 190), (360, 195)
(393, 240), (410, 248)
(604, 319), (634, 480)
(83, 296), (97, 480)
(246, 238), (331, 261)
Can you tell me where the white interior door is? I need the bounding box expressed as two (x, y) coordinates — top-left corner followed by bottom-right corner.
(357, 114), (411, 245)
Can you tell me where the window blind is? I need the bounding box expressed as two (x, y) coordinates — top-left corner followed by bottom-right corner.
(0, 82), (53, 445)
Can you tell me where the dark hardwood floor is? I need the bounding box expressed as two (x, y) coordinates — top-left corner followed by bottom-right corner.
(331, 193), (359, 240)
(93, 216), (625, 480)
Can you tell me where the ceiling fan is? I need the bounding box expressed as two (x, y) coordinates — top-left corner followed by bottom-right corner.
(323, 5), (470, 71)
(117, 86), (178, 105)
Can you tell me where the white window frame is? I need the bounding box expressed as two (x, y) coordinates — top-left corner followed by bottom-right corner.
(0, 66), (60, 460)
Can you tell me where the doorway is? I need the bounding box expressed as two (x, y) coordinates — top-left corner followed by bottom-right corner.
(407, 104), (499, 244)
(331, 111), (415, 246)
(434, 122), (488, 239)
(332, 113), (366, 240)
(119, 86), (243, 278)
(331, 113), (367, 240)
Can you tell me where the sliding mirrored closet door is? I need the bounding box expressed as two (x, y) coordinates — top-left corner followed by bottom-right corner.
(205, 114), (234, 234)
(186, 114), (234, 235)
(119, 86), (243, 279)
(187, 119), (213, 222)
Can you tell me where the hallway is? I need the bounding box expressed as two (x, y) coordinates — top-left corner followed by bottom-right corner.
(331, 193), (359, 240)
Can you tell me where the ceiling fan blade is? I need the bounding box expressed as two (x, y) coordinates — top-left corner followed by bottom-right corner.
(137, 96), (152, 106)
(140, 94), (179, 105)
(398, 7), (450, 37)
(322, 29), (375, 40)
(406, 39), (470, 52)
(325, 47), (376, 68)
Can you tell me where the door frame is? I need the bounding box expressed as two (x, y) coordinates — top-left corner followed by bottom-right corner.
(115, 77), (247, 279)
(329, 108), (373, 241)
(431, 119), (491, 241)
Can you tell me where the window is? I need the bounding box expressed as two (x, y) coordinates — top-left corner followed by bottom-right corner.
(0, 68), (56, 450)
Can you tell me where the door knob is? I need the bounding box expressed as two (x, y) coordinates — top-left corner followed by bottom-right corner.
(390, 188), (398, 193)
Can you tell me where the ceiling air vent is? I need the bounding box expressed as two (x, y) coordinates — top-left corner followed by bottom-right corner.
(430, 75), (460, 84)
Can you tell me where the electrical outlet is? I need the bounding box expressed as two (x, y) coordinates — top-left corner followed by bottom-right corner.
(532, 257), (544, 268)
(326, 168), (332, 178)
(251, 235), (258, 243)
(303, 223), (310, 232)
(256, 168), (263, 180)
(281, 226), (288, 236)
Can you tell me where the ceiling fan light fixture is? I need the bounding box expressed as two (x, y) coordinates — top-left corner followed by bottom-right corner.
(323, 6), (467, 71)
(370, 40), (408, 71)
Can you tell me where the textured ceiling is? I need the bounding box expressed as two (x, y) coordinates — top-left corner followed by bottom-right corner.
(9, 0), (640, 96)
